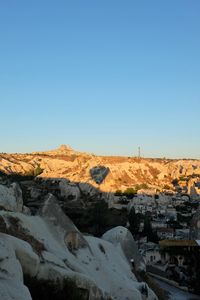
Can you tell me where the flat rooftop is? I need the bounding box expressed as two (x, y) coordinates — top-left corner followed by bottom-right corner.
(159, 239), (199, 247)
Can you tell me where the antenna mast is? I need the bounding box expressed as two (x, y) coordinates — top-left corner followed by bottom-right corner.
(138, 146), (141, 158)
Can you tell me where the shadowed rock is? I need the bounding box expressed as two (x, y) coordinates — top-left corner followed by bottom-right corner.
(0, 183), (23, 212)
(38, 194), (89, 251)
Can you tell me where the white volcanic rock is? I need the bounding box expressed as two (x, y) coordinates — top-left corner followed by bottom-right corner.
(0, 233), (32, 300)
(38, 193), (89, 251)
(0, 183), (23, 212)
(0, 198), (157, 300)
(44, 144), (75, 155)
(188, 178), (200, 199)
(59, 179), (81, 201)
(22, 205), (31, 215)
(79, 182), (100, 197)
(102, 226), (145, 271)
(0, 279), (32, 300)
(58, 144), (74, 152)
(9, 235), (40, 277)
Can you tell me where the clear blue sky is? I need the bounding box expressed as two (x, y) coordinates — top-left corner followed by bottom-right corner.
(0, 1), (200, 158)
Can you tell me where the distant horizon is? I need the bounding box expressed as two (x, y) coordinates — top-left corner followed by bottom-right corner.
(0, 1), (200, 159)
(1, 144), (200, 160)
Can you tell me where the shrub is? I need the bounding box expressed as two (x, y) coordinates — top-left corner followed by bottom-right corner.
(123, 188), (137, 199)
(134, 183), (149, 191)
(179, 176), (188, 182)
(138, 183), (148, 190)
(115, 190), (122, 196)
(89, 200), (109, 236)
(128, 207), (141, 235)
(163, 184), (170, 190)
(34, 166), (43, 176)
(172, 179), (178, 186)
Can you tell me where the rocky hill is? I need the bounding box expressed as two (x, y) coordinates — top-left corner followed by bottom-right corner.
(1, 145), (200, 193)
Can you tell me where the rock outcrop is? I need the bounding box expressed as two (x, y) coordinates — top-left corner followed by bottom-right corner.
(0, 183), (23, 212)
(102, 226), (145, 271)
(0, 233), (32, 300)
(59, 179), (81, 201)
(190, 206), (200, 239)
(0, 190), (157, 300)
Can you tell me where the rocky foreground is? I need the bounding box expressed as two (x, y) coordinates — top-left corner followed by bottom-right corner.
(0, 180), (157, 300)
(0, 145), (199, 299)
(0, 145), (200, 192)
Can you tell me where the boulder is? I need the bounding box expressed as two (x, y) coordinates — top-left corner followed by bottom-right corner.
(59, 179), (81, 201)
(9, 235), (40, 277)
(0, 233), (32, 300)
(102, 226), (145, 271)
(79, 182), (100, 198)
(0, 183), (23, 212)
(38, 193), (89, 250)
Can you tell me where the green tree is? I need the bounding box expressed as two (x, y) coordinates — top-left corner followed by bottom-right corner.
(128, 207), (141, 235)
(143, 214), (158, 243)
(34, 166), (43, 176)
(172, 179), (179, 186)
(124, 188), (136, 199)
(115, 190), (122, 196)
(90, 200), (108, 236)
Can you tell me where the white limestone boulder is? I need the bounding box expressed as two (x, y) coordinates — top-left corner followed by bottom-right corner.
(0, 183), (23, 212)
(9, 235), (40, 277)
(0, 233), (32, 300)
(59, 179), (81, 201)
(38, 193), (89, 251)
(102, 226), (146, 271)
(78, 182), (100, 198)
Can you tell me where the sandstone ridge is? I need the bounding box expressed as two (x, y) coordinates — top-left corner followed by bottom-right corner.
(1, 145), (200, 192)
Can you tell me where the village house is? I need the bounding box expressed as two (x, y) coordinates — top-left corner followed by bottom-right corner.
(142, 244), (161, 265)
(157, 228), (174, 240)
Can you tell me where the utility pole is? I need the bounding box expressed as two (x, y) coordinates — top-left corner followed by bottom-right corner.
(138, 146), (141, 159)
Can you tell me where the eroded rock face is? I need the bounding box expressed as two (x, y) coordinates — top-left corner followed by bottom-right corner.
(188, 178), (200, 200)
(190, 205), (200, 239)
(0, 192), (157, 300)
(38, 193), (89, 251)
(0, 183), (23, 212)
(1, 146), (200, 193)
